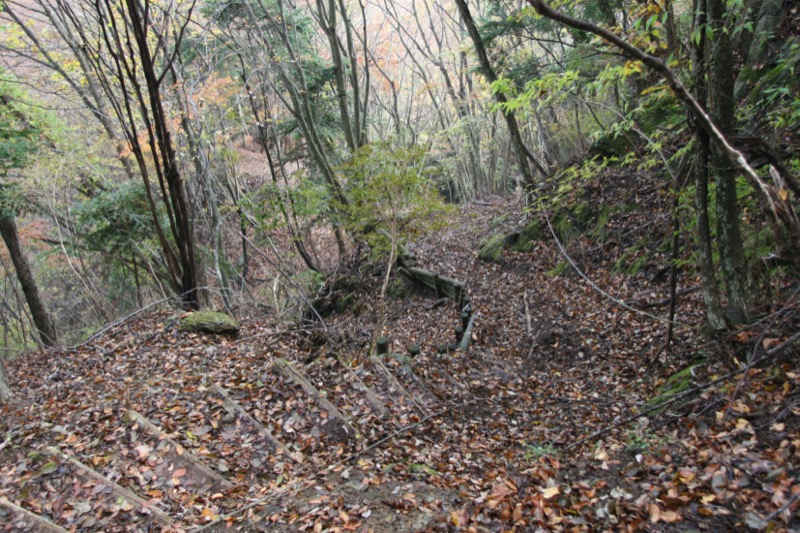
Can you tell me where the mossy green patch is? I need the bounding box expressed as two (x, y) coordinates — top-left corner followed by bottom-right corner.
(478, 233), (507, 263)
(647, 362), (704, 410)
(513, 220), (545, 252)
(408, 463), (440, 475)
(612, 249), (649, 275)
(547, 260), (570, 277)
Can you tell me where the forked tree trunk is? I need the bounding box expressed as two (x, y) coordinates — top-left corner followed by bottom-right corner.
(0, 216), (58, 347)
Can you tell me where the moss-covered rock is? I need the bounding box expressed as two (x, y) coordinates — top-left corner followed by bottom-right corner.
(478, 233), (507, 263)
(178, 310), (240, 335)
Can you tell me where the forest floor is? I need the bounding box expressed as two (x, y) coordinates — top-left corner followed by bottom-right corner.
(1, 170), (799, 532)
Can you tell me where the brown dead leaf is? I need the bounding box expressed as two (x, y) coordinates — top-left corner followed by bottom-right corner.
(134, 444), (152, 460)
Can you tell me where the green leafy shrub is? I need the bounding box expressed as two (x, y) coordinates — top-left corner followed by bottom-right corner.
(337, 143), (452, 257)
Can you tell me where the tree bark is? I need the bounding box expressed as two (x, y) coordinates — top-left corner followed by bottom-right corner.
(0, 216), (58, 347)
(126, 0), (199, 309)
(0, 360), (11, 402)
(707, 0), (755, 318)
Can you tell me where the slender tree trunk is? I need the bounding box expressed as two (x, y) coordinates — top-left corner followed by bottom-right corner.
(692, 0), (726, 331)
(708, 0), (755, 319)
(317, 0), (357, 151)
(172, 66), (232, 311)
(0, 216), (58, 347)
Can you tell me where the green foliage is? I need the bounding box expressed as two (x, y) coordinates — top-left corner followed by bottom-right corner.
(74, 181), (158, 255)
(0, 72), (51, 217)
(647, 363), (703, 414)
(612, 249), (649, 275)
(547, 260), (570, 277)
(750, 41), (800, 129)
(243, 171), (331, 243)
(625, 426), (663, 454)
(523, 442), (558, 462)
(337, 143), (451, 256)
(0, 80), (41, 179)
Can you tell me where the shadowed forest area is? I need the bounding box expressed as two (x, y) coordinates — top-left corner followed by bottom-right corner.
(1, 0), (799, 530)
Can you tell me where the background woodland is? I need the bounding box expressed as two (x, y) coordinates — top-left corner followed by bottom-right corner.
(0, 0), (798, 355)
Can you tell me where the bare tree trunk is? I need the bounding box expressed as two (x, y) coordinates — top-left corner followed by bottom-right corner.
(0, 216), (58, 347)
(692, 0), (726, 330)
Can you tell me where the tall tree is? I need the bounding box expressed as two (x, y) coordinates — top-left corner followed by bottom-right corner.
(0, 76), (59, 347)
(58, 0), (200, 309)
(691, 0), (726, 330)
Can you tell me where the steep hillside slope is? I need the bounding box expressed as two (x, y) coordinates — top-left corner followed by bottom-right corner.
(2, 171), (799, 531)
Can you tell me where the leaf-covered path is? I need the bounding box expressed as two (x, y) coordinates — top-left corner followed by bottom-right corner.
(2, 191), (799, 531)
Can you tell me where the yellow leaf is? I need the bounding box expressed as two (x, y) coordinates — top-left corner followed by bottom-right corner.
(541, 486), (560, 499)
(678, 467), (696, 482)
(450, 509), (468, 527)
(593, 445), (608, 461)
(779, 189), (789, 201)
(735, 418), (751, 430)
